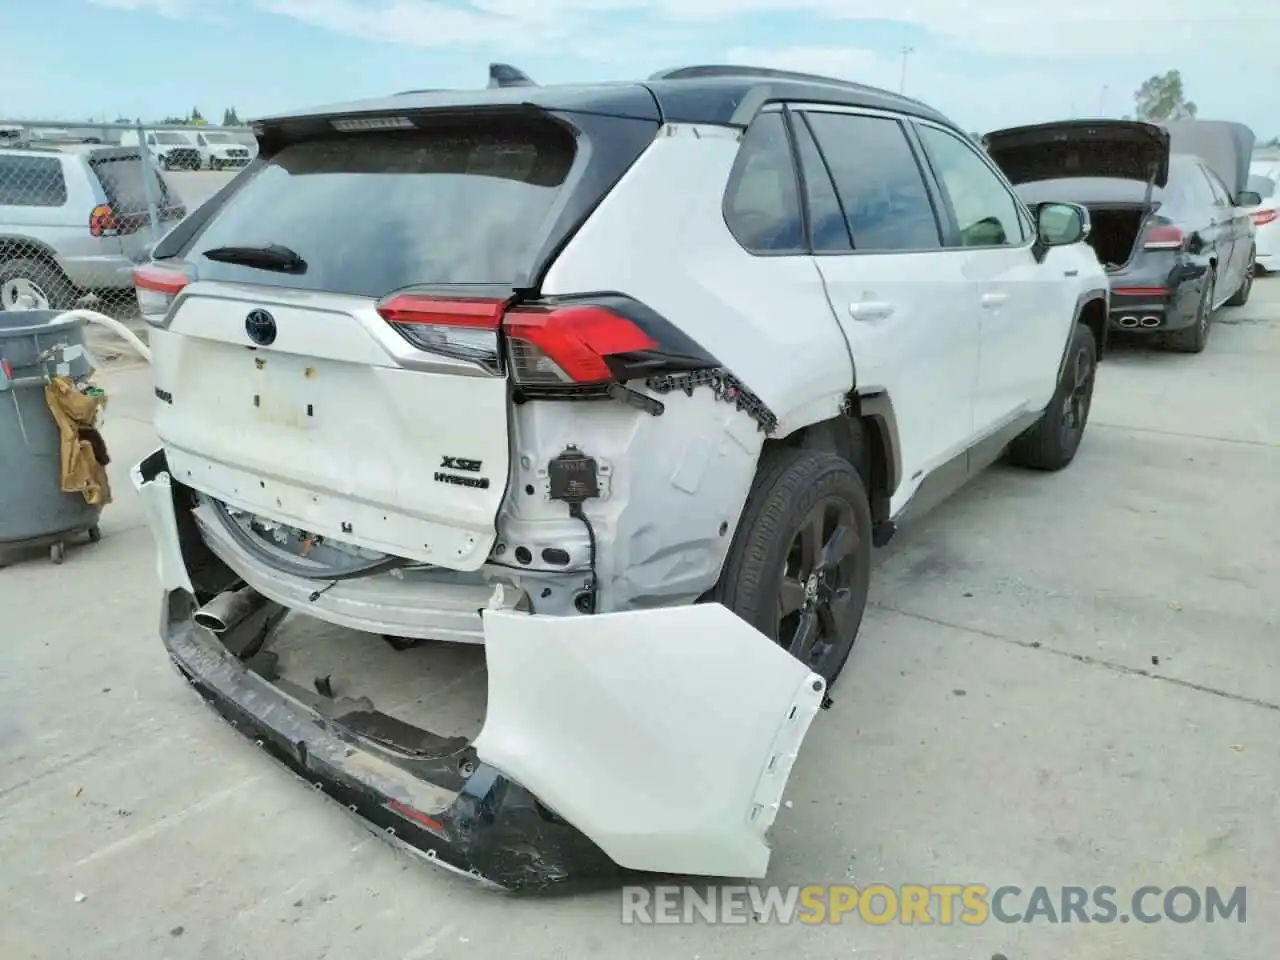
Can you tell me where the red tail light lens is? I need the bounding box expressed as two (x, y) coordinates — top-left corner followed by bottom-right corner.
(91, 203), (146, 238)
(1143, 225), (1185, 250)
(504, 305), (658, 385)
(1251, 208), (1277, 227)
(377, 294), (507, 374)
(379, 293), (717, 391)
(132, 264), (190, 323)
(89, 203), (118, 237)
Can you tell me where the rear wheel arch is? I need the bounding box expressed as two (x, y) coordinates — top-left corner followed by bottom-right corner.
(761, 392), (900, 530)
(0, 234), (61, 269)
(1076, 294), (1108, 360)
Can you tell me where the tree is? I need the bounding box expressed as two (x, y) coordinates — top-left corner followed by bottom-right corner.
(190, 106), (204, 123)
(1133, 71), (1197, 123)
(222, 107), (241, 126)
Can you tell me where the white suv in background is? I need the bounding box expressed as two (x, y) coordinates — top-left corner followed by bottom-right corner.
(1247, 161), (1279, 274)
(131, 66), (1108, 892)
(192, 130), (254, 170)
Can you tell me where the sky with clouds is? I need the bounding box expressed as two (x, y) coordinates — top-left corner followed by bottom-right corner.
(3, 0), (1276, 136)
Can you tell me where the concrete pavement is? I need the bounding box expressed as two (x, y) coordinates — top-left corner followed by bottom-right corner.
(1, 271), (1277, 959)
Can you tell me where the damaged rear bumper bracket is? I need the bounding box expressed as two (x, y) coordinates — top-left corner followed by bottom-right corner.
(134, 449), (825, 892)
(161, 590), (621, 891)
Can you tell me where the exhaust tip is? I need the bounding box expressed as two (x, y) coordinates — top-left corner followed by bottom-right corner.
(1139, 315), (1161, 328)
(193, 610), (228, 633)
(1118, 315), (1139, 328)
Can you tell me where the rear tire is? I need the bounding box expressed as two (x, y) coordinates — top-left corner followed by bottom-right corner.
(1007, 322), (1097, 472)
(1164, 270), (1214, 354)
(712, 448), (872, 689)
(1225, 249), (1255, 307)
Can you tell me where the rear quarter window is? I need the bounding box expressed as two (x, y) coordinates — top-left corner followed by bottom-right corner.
(183, 122), (577, 297)
(0, 154), (68, 207)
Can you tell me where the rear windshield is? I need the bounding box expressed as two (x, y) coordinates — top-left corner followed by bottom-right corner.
(92, 154), (173, 212)
(183, 123), (576, 296)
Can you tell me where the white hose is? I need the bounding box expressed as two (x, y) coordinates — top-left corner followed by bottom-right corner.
(52, 308), (152, 363)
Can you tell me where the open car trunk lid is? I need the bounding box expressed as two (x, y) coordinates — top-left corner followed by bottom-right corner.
(983, 120), (1171, 188)
(144, 109), (652, 571)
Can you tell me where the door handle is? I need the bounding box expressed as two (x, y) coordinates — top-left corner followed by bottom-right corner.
(848, 301), (894, 321)
(981, 292), (1009, 309)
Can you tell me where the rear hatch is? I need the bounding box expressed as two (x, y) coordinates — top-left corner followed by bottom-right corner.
(139, 106), (658, 570)
(88, 148), (185, 258)
(983, 120), (1171, 188)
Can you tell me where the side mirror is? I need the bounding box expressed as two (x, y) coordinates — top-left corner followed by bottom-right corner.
(1037, 202), (1090, 247)
(1235, 190), (1263, 208)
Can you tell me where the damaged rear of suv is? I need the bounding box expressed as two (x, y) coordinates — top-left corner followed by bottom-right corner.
(133, 78), (837, 891)
(132, 66), (1102, 891)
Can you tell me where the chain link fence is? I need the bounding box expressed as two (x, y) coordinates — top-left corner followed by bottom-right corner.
(0, 119), (255, 323)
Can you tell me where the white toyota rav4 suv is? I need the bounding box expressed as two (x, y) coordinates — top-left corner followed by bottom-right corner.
(131, 65), (1108, 891)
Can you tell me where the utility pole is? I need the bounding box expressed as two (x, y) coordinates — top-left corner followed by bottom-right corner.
(899, 46), (914, 94)
(1098, 84), (1109, 117)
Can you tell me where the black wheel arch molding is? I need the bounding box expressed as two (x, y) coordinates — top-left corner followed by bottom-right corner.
(1059, 288), (1109, 384)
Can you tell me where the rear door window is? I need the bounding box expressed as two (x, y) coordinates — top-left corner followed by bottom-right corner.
(791, 115), (852, 252)
(182, 122), (577, 297)
(0, 155), (68, 207)
(801, 111), (942, 252)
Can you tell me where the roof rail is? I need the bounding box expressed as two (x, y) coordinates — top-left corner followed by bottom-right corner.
(649, 64), (862, 89)
(488, 63), (538, 89)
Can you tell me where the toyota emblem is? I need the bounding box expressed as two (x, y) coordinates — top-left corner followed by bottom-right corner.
(245, 309), (277, 346)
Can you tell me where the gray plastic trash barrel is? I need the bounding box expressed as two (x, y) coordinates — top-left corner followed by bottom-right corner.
(0, 310), (101, 550)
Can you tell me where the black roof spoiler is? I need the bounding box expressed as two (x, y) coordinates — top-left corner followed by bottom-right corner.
(488, 63), (538, 89)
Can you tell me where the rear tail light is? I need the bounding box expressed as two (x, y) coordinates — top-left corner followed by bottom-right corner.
(89, 203), (119, 237)
(377, 294), (507, 374)
(1251, 208), (1277, 227)
(90, 203), (146, 238)
(503, 305), (657, 385)
(378, 293), (717, 392)
(132, 264), (190, 323)
(1143, 224), (1185, 250)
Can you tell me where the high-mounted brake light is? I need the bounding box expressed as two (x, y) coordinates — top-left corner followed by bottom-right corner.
(1251, 208), (1277, 227)
(331, 116), (415, 133)
(1143, 225), (1185, 250)
(132, 264), (190, 324)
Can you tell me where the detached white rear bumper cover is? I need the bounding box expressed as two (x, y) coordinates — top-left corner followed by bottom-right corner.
(132, 450), (826, 888)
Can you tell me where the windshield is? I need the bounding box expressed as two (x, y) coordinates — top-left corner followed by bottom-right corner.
(183, 122), (576, 297)
(203, 133), (234, 143)
(154, 133), (187, 145)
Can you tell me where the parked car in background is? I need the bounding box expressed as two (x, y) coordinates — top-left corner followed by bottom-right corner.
(120, 129), (202, 171)
(131, 64), (1106, 891)
(1245, 164), (1278, 274)
(192, 130), (253, 170)
(985, 119), (1258, 354)
(229, 130), (259, 160)
(0, 144), (184, 310)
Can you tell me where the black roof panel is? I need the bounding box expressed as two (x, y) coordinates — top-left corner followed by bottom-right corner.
(253, 66), (959, 134)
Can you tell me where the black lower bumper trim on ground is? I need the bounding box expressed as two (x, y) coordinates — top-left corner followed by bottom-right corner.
(161, 589), (628, 893)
